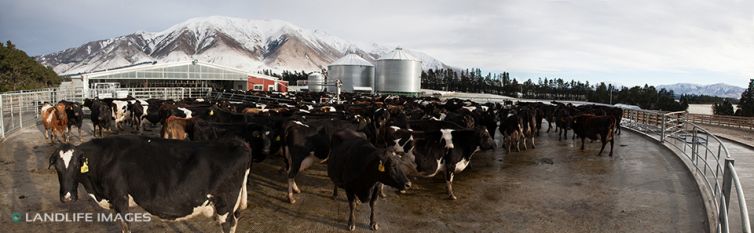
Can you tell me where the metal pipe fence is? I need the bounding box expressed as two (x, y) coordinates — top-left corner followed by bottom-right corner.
(622, 109), (750, 233)
(211, 90), (297, 104)
(0, 87), (212, 140)
(687, 113), (754, 131)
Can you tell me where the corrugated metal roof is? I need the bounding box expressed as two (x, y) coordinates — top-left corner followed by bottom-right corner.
(330, 54), (374, 66)
(378, 47), (419, 61)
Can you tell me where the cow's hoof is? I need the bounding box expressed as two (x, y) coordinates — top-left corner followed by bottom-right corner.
(287, 195), (296, 204)
(448, 195), (457, 200)
(293, 188), (301, 194)
(348, 224), (356, 231)
(399, 190), (407, 194)
(379, 192), (386, 198)
(370, 223), (379, 231)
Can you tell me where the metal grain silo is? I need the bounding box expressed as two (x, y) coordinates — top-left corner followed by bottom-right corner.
(327, 54), (375, 93)
(374, 48), (422, 94)
(307, 72), (325, 92)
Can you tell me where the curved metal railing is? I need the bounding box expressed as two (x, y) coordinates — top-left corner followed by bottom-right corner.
(0, 87), (212, 140)
(622, 109), (751, 233)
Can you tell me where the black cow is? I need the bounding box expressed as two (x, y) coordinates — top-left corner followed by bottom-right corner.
(83, 99), (113, 137)
(60, 100), (84, 142)
(189, 121), (273, 162)
(128, 99), (147, 131)
(573, 114), (617, 156)
(49, 135), (251, 233)
(328, 129), (411, 231)
(555, 106), (573, 141)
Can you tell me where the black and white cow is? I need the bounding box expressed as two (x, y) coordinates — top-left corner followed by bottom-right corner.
(499, 110), (522, 153)
(328, 129), (411, 231)
(49, 135), (252, 233)
(111, 100), (130, 130)
(404, 127), (496, 200)
(281, 119), (357, 204)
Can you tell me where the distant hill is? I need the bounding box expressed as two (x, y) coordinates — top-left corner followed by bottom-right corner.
(657, 83), (745, 98)
(35, 16), (451, 75)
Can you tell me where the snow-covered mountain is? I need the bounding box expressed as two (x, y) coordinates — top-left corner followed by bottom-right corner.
(35, 16), (450, 75)
(657, 83), (745, 98)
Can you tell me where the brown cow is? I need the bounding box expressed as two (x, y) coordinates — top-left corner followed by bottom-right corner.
(161, 116), (192, 140)
(40, 102), (68, 144)
(242, 107), (271, 116)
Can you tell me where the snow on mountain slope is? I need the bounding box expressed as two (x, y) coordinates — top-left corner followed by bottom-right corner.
(36, 16), (451, 74)
(657, 83), (745, 98)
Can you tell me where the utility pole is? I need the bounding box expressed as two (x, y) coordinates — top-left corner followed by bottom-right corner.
(609, 84), (613, 105)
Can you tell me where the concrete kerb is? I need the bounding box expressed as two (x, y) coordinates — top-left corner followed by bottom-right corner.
(713, 133), (754, 151)
(622, 126), (715, 233)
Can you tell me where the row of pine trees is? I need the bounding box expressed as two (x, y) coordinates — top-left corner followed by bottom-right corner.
(713, 79), (754, 117)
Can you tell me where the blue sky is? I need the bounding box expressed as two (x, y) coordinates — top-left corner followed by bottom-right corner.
(1, 0), (752, 87)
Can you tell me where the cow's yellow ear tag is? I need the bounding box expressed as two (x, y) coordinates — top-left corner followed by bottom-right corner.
(80, 158), (89, 173)
(209, 110), (214, 116)
(275, 136), (281, 142)
(378, 161), (385, 172)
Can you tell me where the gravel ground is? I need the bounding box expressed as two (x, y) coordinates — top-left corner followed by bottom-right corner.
(0, 122), (707, 233)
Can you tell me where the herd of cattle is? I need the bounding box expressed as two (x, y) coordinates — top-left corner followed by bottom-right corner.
(39, 93), (624, 232)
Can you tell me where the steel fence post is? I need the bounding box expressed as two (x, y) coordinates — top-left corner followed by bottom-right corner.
(691, 129), (697, 164)
(0, 94), (4, 139)
(35, 94), (38, 119)
(722, 159), (734, 213)
(10, 95), (15, 130)
(661, 114), (667, 143)
(18, 95), (22, 128)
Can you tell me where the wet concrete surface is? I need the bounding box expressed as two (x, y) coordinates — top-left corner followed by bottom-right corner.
(0, 123), (707, 232)
(714, 137), (754, 231)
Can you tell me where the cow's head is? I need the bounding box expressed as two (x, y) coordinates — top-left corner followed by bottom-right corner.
(49, 144), (85, 203)
(377, 150), (412, 191)
(98, 103), (112, 122)
(373, 108), (390, 127)
(67, 103), (81, 117)
(352, 114), (371, 130)
(82, 99), (93, 108)
(440, 129), (455, 149)
(249, 130), (272, 162)
(476, 127), (497, 150)
(54, 103), (67, 120)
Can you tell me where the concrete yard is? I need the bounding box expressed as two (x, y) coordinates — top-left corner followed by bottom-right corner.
(0, 123), (707, 232)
